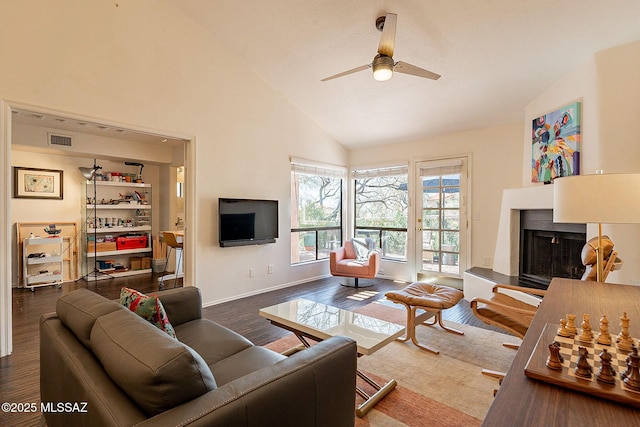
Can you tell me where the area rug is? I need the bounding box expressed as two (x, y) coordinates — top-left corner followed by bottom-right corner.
(264, 300), (520, 426)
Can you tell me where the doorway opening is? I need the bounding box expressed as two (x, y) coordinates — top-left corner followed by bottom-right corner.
(1, 100), (195, 356)
(415, 157), (468, 279)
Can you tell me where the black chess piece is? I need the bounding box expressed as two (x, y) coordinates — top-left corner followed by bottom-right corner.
(546, 341), (564, 370)
(623, 348), (640, 391)
(596, 348), (616, 384)
(621, 347), (638, 380)
(574, 346), (592, 379)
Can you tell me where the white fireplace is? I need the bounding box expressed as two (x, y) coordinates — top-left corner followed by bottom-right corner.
(492, 185), (555, 276)
(463, 185), (555, 303)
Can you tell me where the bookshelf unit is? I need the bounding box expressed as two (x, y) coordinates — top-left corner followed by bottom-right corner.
(83, 180), (153, 281)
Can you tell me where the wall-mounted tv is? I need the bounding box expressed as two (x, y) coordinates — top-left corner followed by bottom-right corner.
(219, 198), (279, 247)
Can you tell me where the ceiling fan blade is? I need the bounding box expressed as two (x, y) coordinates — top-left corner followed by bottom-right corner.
(394, 61), (441, 80)
(321, 64), (371, 82)
(377, 13), (397, 57)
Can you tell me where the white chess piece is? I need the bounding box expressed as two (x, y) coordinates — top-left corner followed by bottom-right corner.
(578, 314), (593, 342)
(617, 312), (635, 352)
(597, 315), (612, 345)
(558, 318), (572, 338)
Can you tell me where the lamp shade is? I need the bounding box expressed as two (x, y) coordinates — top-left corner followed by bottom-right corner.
(79, 167), (96, 180)
(553, 173), (640, 224)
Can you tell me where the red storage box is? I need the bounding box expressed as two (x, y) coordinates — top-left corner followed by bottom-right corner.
(116, 235), (148, 250)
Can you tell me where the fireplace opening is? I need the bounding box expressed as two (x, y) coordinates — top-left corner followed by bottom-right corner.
(519, 210), (586, 289)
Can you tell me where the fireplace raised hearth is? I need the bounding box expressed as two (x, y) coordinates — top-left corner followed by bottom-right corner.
(519, 209), (586, 289)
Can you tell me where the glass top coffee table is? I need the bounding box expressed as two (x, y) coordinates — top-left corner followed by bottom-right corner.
(259, 298), (405, 417)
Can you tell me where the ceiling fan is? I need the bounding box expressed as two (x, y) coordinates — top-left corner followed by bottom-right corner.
(321, 13), (441, 82)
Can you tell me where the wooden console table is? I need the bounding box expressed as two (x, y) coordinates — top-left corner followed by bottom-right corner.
(483, 278), (640, 426)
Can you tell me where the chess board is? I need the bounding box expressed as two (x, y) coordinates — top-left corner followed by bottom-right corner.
(524, 323), (640, 408)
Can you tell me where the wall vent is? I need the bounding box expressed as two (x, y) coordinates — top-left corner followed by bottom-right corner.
(48, 133), (73, 147)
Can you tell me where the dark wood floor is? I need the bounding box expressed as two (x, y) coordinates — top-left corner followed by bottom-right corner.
(1, 273), (503, 426)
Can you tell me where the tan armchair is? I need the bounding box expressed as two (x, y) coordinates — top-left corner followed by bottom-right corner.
(471, 284), (545, 339)
(471, 284), (546, 379)
(330, 239), (380, 288)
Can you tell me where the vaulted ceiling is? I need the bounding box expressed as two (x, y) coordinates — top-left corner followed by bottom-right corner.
(176, 0), (640, 148)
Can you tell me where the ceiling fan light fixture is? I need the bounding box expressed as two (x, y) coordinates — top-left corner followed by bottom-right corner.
(320, 14), (440, 83)
(372, 55), (394, 81)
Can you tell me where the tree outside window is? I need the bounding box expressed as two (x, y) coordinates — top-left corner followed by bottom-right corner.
(354, 171), (408, 261)
(291, 169), (342, 264)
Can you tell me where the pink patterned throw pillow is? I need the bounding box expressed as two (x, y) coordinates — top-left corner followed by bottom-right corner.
(119, 287), (176, 338)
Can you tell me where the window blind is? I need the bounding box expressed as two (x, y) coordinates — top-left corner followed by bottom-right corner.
(290, 157), (346, 178)
(419, 158), (463, 177)
(352, 164), (408, 179)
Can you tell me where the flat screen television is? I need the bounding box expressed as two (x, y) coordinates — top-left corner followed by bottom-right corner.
(219, 198), (279, 247)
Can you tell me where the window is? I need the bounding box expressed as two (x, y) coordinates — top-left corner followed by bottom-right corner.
(291, 160), (344, 264)
(353, 165), (408, 261)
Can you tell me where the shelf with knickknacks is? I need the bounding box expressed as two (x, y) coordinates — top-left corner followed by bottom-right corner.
(80, 160), (153, 281)
(22, 230), (64, 291)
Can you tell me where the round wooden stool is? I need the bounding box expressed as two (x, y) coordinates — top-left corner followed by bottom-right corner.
(385, 282), (464, 354)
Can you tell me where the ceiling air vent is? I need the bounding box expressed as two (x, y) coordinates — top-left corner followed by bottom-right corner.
(48, 133), (72, 147)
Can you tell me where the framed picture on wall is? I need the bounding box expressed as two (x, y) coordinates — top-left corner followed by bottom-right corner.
(531, 102), (581, 183)
(13, 167), (64, 200)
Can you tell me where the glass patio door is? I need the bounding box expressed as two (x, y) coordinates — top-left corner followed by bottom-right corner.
(416, 158), (467, 277)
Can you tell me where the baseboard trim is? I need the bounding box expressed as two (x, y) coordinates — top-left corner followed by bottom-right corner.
(201, 274), (332, 307)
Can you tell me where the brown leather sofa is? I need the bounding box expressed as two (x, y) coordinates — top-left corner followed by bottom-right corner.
(40, 286), (357, 426)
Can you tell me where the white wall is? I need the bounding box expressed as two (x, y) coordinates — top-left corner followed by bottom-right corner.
(523, 41), (640, 284)
(349, 123), (524, 279)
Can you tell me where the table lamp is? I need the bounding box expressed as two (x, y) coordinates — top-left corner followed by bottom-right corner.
(553, 173), (640, 282)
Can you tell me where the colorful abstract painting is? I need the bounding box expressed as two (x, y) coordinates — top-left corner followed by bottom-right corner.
(531, 102), (581, 183)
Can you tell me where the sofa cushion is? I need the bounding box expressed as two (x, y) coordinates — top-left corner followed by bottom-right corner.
(334, 259), (369, 274)
(156, 286), (202, 326)
(120, 287), (176, 338)
(209, 345), (286, 386)
(56, 288), (123, 350)
(174, 319), (254, 365)
(90, 309), (217, 416)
